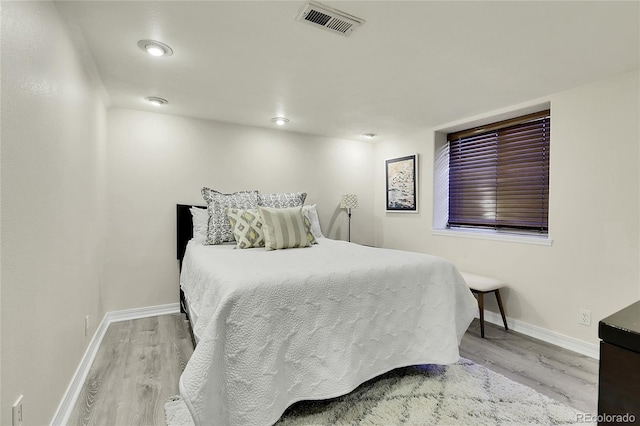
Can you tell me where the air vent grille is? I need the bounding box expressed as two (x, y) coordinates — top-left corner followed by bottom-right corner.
(305, 10), (332, 26)
(296, 2), (364, 37)
(326, 18), (353, 34)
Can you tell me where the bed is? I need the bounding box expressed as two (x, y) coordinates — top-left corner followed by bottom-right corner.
(176, 204), (477, 426)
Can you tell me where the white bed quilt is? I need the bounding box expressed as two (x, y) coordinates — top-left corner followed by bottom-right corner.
(179, 238), (477, 426)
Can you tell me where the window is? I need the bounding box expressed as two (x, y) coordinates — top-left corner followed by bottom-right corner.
(447, 110), (550, 235)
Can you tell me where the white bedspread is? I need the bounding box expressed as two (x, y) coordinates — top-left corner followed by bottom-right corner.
(179, 238), (477, 426)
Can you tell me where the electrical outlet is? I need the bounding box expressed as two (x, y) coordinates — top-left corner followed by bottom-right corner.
(12, 395), (23, 426)
(578, 309), (592, 326)
(85, 315), (90, 337)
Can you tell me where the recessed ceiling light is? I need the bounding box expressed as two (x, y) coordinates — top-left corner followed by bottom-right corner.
(362, 133), (376, 139)
(145, 96), (168, 106)
(271, 117), (289, 126)
(137, 39), (173, 57)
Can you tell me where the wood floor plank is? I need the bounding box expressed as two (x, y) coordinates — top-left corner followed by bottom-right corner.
(68, 314), (598, 425)
(67, 338), (129, 426)
(460, 319), (598, 414)
(116, 344), (164, 426)
(68, 314), (193, 425)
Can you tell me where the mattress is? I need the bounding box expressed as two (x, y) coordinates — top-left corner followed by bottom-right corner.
(179, 237), (477, 426)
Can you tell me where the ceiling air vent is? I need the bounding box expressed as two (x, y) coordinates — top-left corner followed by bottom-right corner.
(295, 1), (365, 37)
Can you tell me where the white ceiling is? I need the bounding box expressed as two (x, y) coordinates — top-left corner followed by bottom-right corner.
(56, 1), (639, 142)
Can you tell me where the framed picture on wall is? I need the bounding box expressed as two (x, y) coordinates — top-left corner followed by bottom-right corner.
(386, 154), (418, 212)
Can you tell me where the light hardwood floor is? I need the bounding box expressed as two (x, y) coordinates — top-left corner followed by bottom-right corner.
(459, 319), (598, 414)
(68, 314), (599, 425)
(67, 315), (194, 426)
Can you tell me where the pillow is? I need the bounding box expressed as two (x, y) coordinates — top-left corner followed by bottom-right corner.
(302, 204), (323, 240)
(302, 212), (317, 245)
(189, 206), (209, 241)
(226, 207), (314, 248)
(258, 192), (307, 208)
(226, 208), (265, 249)
(201, 187), (259, 245)
(258, 206), (311, 251)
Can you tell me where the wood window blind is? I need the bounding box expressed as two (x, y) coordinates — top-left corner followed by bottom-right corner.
(447, 110), (550, 234)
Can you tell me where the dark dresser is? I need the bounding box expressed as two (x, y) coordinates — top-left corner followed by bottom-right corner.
(598, 300), (640, 424)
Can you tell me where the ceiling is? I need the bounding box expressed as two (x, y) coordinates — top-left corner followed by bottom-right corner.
(56, 1), (639, 142)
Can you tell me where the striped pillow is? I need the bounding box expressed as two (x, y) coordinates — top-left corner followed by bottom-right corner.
(258, 206), (311, 251)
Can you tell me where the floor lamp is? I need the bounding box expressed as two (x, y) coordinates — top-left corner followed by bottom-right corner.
(340, 194), (358, 242)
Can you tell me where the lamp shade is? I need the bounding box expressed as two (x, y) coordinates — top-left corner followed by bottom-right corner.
(340, 194), (359, 209)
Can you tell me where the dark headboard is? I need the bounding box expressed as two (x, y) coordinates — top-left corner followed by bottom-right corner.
(177, 204), (205, 264)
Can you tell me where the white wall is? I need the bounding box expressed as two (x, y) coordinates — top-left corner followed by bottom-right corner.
(1, 2), (108, 425)
(103, 108), (374, 312)
(374, 70), (640, 346)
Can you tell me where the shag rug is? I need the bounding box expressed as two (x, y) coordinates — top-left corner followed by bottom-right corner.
(165, 358), (590, 425)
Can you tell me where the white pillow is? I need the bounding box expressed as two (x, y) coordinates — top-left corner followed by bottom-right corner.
(302, 204), (324, 240)
(190, 206), (209, 241)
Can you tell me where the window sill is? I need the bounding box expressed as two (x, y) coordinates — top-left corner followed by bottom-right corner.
(432, 228), (553, 246)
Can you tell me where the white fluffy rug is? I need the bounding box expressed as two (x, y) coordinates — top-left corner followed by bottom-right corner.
(166, 358), (590, 425)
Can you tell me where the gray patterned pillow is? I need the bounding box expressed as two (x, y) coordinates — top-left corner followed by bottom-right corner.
(201, 187), (259, 245)
(258, 192), (307, 208)
(226, 208), (265, 249)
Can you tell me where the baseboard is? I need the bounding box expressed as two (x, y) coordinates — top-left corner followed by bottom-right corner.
(105, 302), (180, 323)
(479, 310), (600, 360)
(50, 303), (180, 425)
(50, 312), (111, 426)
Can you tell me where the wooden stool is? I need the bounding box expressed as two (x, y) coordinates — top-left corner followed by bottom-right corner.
(460, 272), (508, 338)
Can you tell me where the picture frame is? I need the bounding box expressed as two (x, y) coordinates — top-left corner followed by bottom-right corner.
(386, 154), (418, 212)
